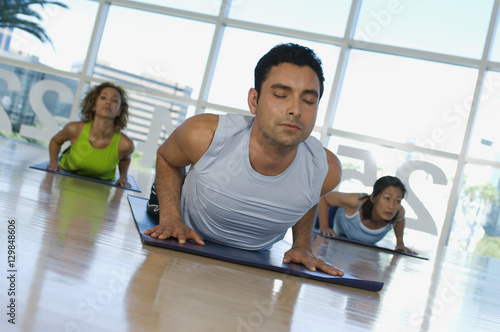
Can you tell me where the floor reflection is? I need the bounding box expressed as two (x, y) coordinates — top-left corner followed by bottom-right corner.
(124, 248), (303, 331)
(20, 172), (125, 332)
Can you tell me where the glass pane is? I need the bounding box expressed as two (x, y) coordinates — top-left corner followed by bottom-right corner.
(468, 71), (500, 161)
(0, 0), (98, 72)
(490, 21), (500, 61)
(228, 0), (352, 37)
(333, 50), (478, 153)
(0, 63), (77, 141)
(131, 0), (221, 15)
(355, 0), (494, 59)
(122, 88), (190, 144)
(448, 164), (500, 259)
(209, 27), (340, 127)
(326, 136), (456, 252)
(97, 6), (215, 99)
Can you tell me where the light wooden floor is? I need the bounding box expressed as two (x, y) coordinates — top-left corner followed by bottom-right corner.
(1, 136), (499, 332)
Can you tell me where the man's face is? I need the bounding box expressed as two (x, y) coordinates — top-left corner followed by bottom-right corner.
(248, 62), (320, 148)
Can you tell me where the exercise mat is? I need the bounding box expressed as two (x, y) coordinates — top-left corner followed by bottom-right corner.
(30, 161), (141, 192)
(128, 195), (384, 292)
(314, 229), (428, 260)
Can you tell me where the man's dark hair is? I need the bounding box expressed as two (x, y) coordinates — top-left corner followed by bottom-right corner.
(254, 43), (325, 100)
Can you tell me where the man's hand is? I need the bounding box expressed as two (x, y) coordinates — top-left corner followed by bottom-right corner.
(144, 221), (205, 245)
(283, 247), (344, 276)
(46, 162), (62, 172)
(395, 244), (418, 255)
(318, 227), (338, 237)
(114, 177), (131, 188)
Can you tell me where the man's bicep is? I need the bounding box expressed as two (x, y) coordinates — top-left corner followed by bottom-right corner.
(321, 148), (342, 196)
(157, 128), (192, 168)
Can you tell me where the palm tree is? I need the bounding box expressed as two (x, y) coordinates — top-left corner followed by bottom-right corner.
(463, 182), (499, 250)
(0, 0), (68, 45)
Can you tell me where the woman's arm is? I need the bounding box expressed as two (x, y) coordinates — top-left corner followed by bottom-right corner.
(323, 191), (362, 216)
(46, 122), (82, 171)
(317, 196), (338, 236)
(318, 191), (365, 236)
(115, 134), (135, 187)
(393, 208), (418, 254)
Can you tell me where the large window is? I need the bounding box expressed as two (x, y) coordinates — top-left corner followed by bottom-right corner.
(227, 0), (352, 37)
(131, 0), (221, 15)
(208, 27), (341, 126)
(354, 0), (494, 59)
(97, 5), (215, 99)
(448, 164), (500, 258)
(333, 50), (478, 153)
(468, 71), (500, 162)
(4, 0), (98, 72)
(0, 63), (77, 141)
(1, 0), (499, 257)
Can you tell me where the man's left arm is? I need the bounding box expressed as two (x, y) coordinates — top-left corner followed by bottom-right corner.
(283, 205), (344, 276)
(321, 148), (342, 196)
(282, 148), (344, 276)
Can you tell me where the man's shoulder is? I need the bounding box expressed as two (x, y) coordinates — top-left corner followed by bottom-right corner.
(180, 113), (253, 157)
(223, 112), (254, 127)
(185, 113), (252, 135)
(212, 113), (254, 138)
(180, 113), (219, 137)
(301, 135), (327, 157)
(187, 113), (219, 126)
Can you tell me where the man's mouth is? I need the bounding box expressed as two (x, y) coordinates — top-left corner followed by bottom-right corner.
(279, 122), (302, 130)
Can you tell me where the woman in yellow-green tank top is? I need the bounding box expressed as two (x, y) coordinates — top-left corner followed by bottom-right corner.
(47, 82), (135, 187)
(59, 121), (121, 181)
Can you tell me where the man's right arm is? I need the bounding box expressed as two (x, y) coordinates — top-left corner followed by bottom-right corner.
(144, 114), (219, 244)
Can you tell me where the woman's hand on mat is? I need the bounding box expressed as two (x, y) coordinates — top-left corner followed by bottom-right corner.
(46, 162), (62, 172)
(318, 227), (338, 237)
(395, 244), (418, 255)
(283, 248), (344, 276)
(115, 177), (131, 188)
(144, 221), (205, 245)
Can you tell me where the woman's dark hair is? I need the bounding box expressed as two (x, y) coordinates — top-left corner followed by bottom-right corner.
(360, 176), (406, 223)
(254, 43), (325, 101)
(79, 82), (129, 132)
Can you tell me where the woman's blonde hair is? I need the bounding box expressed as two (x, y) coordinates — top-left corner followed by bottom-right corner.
(79, 82), (129, 131)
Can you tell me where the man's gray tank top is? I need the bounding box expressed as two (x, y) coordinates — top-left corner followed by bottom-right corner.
(180, 113), (329, 250)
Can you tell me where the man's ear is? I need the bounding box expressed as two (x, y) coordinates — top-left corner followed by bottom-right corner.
(248, 88), (258, 115)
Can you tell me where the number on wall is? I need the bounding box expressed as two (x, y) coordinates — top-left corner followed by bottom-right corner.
(0, 68), (21, 133)
(337, 145), (447, 235)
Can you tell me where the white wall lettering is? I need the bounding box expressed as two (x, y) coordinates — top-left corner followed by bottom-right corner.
(19, 80), (74, 141)
(0, 68), (21, 133)
(135, 106), (175, 167)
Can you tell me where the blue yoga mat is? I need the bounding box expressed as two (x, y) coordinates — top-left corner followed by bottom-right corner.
(314, 206), (427, 260)
(313, 229), (428, 260)
(30, 161), (141, 192)
(128, 195), (384, 292)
